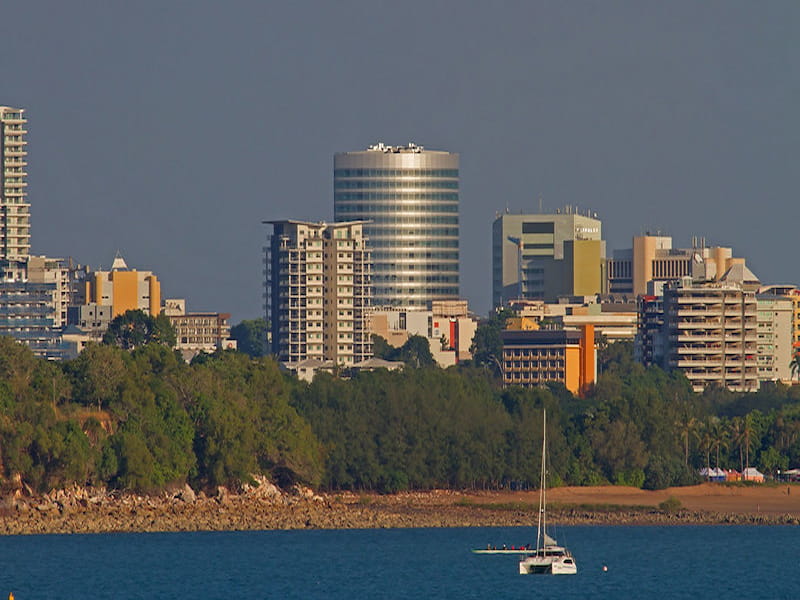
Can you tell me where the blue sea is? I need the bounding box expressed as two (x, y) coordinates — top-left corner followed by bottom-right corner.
(0, 525), (796, 599)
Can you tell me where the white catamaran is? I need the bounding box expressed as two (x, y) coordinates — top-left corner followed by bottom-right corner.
(518, 410), (577, 575)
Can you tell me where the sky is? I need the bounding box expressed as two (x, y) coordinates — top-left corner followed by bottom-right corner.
(2, 2), (798, 322)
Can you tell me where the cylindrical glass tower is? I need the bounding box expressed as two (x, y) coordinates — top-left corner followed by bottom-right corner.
(334, 143), (459, 309)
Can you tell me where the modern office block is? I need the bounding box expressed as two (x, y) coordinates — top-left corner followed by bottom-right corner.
(25, 255), (87, 328)
(264, 220), (372, 365)
(334, 143), (459, 309)
(83, 253), (161, 318)
(607, 235), (753, 295)
(0, 106), (30, 263)
(0, 280), (64, 358)
(501, 325), (596, 397)
(492, 209), (604, 306)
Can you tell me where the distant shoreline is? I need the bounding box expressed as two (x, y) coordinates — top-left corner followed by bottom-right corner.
(2, 483), (799, 535)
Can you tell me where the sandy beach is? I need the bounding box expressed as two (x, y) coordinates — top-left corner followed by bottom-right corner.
(462, 482), (800, 516)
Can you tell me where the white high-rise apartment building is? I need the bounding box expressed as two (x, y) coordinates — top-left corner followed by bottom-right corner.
(662, 278), (759, 392)
(264, 220), (372, 365)
(0, 106), (30, 267)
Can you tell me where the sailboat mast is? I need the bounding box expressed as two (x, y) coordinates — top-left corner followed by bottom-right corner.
(542, 410), (547, 552)
(536, 409), (547, 552)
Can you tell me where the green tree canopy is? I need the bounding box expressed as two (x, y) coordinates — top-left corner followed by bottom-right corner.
(470, 307), (515, 377)
(230, 318), (268, 357)
(102, 310), (176, 350)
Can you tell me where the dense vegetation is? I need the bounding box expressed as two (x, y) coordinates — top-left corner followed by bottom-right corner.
(1, 331), (800, 494)
(0, 337), (321, 492)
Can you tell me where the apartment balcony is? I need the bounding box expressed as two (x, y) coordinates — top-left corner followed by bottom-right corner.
(674, 359), (732, 368)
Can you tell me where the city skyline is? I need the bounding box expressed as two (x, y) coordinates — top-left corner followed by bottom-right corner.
(2, 3), (798, 322)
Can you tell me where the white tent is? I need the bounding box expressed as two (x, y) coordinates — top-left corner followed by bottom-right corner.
(742, 467), (765, 482)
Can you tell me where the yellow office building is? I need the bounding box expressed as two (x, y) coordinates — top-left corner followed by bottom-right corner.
(84, 254), (161, 318)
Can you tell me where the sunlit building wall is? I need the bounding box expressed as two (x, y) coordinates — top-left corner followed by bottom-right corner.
(334, 143), (459, 309)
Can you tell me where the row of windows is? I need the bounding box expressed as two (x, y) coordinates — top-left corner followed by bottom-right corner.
(336, 203), (458, 214)
(335, 180), (458, 190)
(505, 371), (565, 381)
(179, 337), (221, 345)
(367, 227), (459, 237)
(368, 215), (458, 225)
(336, 211), (458, 225)
(373, 274), (459, 283)
(175, 328), (223, 335)
(364, 238), (458, 248)
(373, 287), (459, 296)
(335, 192), (458, 202)
(335, 169), (458, 178)
(505, 349), (566, 358)
(371, 251), (458, 261)
(505, 361), (565, 369)
(372, 263), (458, 272)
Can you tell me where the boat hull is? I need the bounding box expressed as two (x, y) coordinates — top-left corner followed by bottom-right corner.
(519, 555), (577, 575)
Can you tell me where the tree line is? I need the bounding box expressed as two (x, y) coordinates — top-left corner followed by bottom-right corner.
(1, 315), (800, 493)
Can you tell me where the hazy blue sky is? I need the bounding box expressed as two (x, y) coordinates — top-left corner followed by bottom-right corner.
(2, 2), (798, 321)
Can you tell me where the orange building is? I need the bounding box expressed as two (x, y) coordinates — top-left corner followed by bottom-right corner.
(83, 254), (161, 318)
(501, 325), (596, 397)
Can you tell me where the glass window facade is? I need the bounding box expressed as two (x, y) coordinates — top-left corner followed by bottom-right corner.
(334, 148), (459, 309)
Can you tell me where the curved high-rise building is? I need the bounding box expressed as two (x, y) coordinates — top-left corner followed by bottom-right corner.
(334, 143), (459, 309)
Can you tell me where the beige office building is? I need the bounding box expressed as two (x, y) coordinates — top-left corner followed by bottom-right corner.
(607, 235), (751, 296)
(334, 143), (459, 309)
(265, 220), (372, 365)
(0, 106), (30, 267)
(492, 209), (604, 306)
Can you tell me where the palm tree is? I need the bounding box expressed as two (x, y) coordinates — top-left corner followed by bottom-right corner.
(742, 413), (755, 471)
(694, 419), (715, 477)
(730, 416), (745, 473)
(675, 409), (698, 466)
(709, 418), (729, 470)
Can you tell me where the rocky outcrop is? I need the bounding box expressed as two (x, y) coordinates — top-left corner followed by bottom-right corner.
(1, 486), (798, 535)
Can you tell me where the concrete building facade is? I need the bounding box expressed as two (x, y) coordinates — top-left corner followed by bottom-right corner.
(369, 299), (478, 367)
(25, 255), (87, 328)
(755, 294), (794, 383)
(264, 220), (372, 366)
(607, 235), (750, 296)
(163, 298), (233, 356)
(0, 280), (64, 358)
(658, 279), (759, 393)
(0, 106), (30, 265)
(506, 295), (638, 343)
(492, 209), (604, 307)
(334, 143), (459, 309)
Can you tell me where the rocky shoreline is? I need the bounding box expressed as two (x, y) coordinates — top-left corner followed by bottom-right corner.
(2, 482), (799, 535)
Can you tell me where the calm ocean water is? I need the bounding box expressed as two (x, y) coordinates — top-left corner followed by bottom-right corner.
(0, 525), (796, 599)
